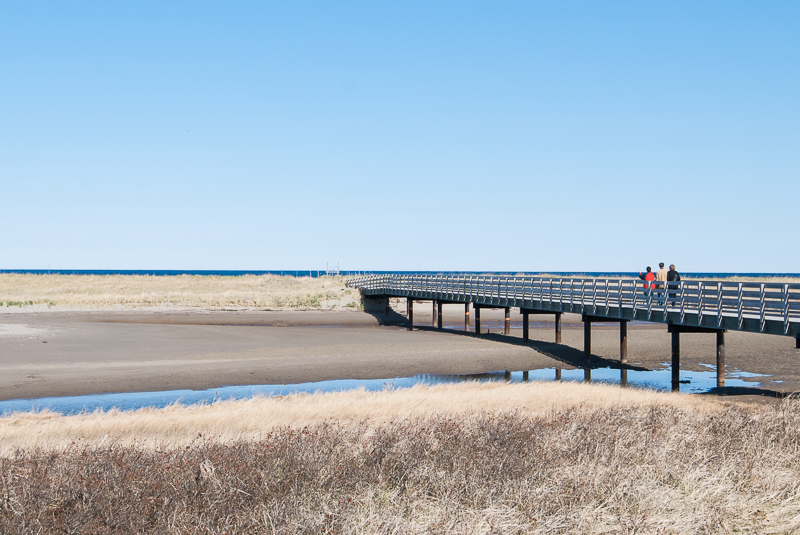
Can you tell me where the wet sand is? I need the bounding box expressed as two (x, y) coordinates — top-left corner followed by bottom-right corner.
(0, 306), (797, 401)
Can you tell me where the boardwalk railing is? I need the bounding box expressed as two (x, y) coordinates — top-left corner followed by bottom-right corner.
(347, 274), (800, 337)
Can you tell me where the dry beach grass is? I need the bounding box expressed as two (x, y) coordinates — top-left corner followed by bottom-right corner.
(0, 273), (358, 310)
(1, 382), (799, 534)
(2, 273), (797, 311)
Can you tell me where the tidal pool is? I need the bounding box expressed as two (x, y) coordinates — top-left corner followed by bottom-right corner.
(0, 364), (768, 416)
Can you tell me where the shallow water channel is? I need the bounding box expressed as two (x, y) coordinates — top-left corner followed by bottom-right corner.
(0, 365), (767, 416)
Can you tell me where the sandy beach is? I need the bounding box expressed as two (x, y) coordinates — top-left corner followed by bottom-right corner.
(1, 304), (797, 401)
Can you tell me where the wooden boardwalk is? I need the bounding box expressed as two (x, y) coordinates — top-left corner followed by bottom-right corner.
(347, 274), (800, 390)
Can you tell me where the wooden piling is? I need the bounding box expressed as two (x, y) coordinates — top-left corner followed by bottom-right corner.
(523, 370), (529, 381)
(504, 307), (510, 335)
(475, 307), (481, 333)
(620, 320), (628, 364)
(437, 301), (443, 330)
(555, 368), (562, 381)
(717, 330), (726, 388)
(555, 312), (562, 344)
(522, 311), (529, 341)
(584, 320), (591, 364)
(432, 300), (437, 328)
(671, 331), (680, 391)
(464, 303), (470, 331)
(407, 298), (413, 331)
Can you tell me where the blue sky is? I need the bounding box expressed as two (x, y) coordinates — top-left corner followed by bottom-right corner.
(2, 2), (798, 272)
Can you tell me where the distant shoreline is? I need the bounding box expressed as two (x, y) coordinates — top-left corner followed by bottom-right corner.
(2, 269), (799, 280)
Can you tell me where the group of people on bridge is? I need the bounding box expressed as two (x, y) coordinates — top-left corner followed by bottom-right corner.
(639, 262), (680, 303)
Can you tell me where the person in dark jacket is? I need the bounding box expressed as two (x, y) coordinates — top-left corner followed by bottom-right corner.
(667, 264), (681, 301)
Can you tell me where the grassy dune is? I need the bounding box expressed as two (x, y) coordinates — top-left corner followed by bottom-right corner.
(0, 273), (358, 309)
(2, 382), (799, 533)
(2, 273), (796, 311)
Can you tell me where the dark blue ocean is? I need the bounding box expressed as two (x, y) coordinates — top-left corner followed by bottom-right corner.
(0, 269), (798, 279)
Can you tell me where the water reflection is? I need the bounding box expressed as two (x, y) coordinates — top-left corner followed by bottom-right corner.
(0, 366), (768, 417)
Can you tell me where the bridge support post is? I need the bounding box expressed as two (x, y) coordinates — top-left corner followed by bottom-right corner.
(620, 321), (628, 364)
(584, 320), (591, 364)
(407, 298), (414, 331)
(717, 331), (726, 388)
(432, 300), (437, 328)
(796, 337), (799, 349)
(620, 320), (629, 386)
(669, 324), (727, 391)
(555, 312), (562, 344)
(437, 301), (443, 330)
(464, 304), (470, 331)
(555, 368), (562, 381)
(522, 311), (529, 341)
(504, 307), (510, 335)
(671, 331), (680, 391)
(475, 307), (481, 333)
(504, 371), (511, 381)
(523, 371), (529, 381)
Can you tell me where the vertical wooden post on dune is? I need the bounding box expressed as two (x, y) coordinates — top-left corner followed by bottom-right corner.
(716, 331), (726, 388)
(555, 312), (563, 344)
(464, 303), (470, 331)
(522, 311), (529, 341)
(437, 301), (443, 330)
(671, 330), (680, 391)
(475, 307), (481, 333)
(504, 307), (510, 335)
(407, 298), (414, 331)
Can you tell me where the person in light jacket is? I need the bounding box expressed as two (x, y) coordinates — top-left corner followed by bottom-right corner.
(654, 263), (668, 304)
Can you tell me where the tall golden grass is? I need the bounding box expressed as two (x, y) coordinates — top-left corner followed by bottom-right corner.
(0, 273), (358, 309)
(1, 382), (797, 533)
(0, 381), (721, 454)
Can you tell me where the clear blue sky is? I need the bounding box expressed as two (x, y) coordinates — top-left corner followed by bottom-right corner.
(2, 2), (798, 272)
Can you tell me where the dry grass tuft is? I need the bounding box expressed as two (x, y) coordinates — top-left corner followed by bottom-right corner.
(0, 383), (798, 534)
(0, 273), (359, 310)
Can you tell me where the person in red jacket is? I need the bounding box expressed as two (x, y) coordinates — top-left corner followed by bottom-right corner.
(638, 266), (655, 296)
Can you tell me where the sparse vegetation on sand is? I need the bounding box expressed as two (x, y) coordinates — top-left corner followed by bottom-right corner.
(1, 382), (798, 533)
(0, 273), (358, 310)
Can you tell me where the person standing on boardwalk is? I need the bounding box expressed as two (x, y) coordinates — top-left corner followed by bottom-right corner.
(638, 266), (655, 299)
(655, 262), (668, 304)
(667, 264), (681, 301)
